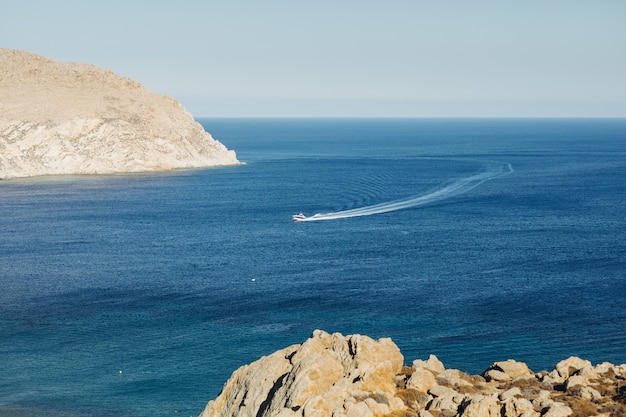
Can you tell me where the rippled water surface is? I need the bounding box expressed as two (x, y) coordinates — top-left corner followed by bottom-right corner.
(1, 119), (625, 417)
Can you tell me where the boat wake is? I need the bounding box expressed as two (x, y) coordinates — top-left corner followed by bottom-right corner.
(293, 160), (513, 222)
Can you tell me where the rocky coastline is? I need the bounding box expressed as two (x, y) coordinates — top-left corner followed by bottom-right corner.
(0, 49), (239, 179)
(200, 330), (625, 417)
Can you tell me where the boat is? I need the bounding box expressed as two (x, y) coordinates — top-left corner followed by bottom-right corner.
(292, 213), (307, 222)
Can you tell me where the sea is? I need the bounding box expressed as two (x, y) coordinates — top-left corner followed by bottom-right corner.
(0, 118), (624, 417)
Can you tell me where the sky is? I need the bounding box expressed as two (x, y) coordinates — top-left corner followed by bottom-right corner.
(3, 0), (626, 117)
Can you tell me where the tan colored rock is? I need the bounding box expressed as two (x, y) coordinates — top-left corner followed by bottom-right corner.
(0, 49), (239, 179)
(541, 369), (565, 385)
(429, 385), (459, 399)
(483, 359), (533, 381)
(200, 330), (406, 417)
(502, 396), (538, 417)
(532, 390), (553, 411)
(387, 395), (406, 411)
(301, 396), (332, 417)
(407, 368), (437, 393)
(363, 396), (390, 416)
(289, 329), (334, 364)
(333, 333), (404, 393)
(413, 354), (445, 374)
(275, 350), (344, 411)
(436, 369), (473, 388)
(502, 400), (517, 417)
(555, 356), (592, 379)
(499, 387), (522, 401)
(510, 397), (537, 417)
(594, 362), (615, 375)
(579, 385), (602, 401)
(344, 401), (373, 417)
(565, 374), (588, 390)
(579, 364), (598, 379)
(313, 378), (354, 413)
(197, 332), (626, 417)
(458, 395), (501, 417)
(428, 394), (459, 414)
(199, 344), (299, 417)
(541, 402), (573, 417)
(484, 368), (511, 382)
(273, 410), (297, 417)
(428, 385), (463, 414)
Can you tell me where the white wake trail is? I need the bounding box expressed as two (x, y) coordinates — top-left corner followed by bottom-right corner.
(295, 161), (512, 222)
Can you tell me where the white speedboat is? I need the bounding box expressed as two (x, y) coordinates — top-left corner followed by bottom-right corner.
(292, 213), (307, 222)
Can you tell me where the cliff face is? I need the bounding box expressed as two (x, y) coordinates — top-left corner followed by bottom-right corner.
(200, 330), (626, 417)
(0, 49), (239, 179)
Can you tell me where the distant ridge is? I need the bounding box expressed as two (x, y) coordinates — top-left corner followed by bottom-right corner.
(0, 49), (240, 179)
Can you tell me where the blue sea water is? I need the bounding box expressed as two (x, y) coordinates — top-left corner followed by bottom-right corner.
(0, 118), (625, 417)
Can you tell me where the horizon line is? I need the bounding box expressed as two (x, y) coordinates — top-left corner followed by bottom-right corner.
(196, 115), (626, 119)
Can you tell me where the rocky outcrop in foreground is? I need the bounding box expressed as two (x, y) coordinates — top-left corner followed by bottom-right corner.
(200, 330), (625, 417)
(0, 49), (239, 179)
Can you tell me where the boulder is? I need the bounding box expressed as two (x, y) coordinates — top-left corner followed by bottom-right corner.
(199, 344), (299, 417)
(541, 402), (573, 417)
(484, 369), (511, 382)
(413, 354), (445, 374)
(436, 369), (473, 388)
(579, 386), (602, 401)
(200, 330), (405, 417)
(429, 385), (459, 399)
(541, 369), (565, 385)
(343, 401), (373, 417)
(565, 374), (588, 390)
(594, 362), (615, 375)
(332, 332), (404, 393)
(407, 368), (437, 393)
(458, 395), (501, 417)
(499, 387), (522, 401)
(555, 357), (592, 379)
(510, 397), (537, 417)
(272, 349), (344, 412)
(483, 359), (533, 381)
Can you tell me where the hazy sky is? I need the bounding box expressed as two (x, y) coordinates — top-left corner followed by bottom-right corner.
(3, 1), (626, 117)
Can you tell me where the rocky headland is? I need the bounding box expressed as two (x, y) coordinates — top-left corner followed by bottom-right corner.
(200, 330), (625, 417)
(0, 49), (239, 179)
